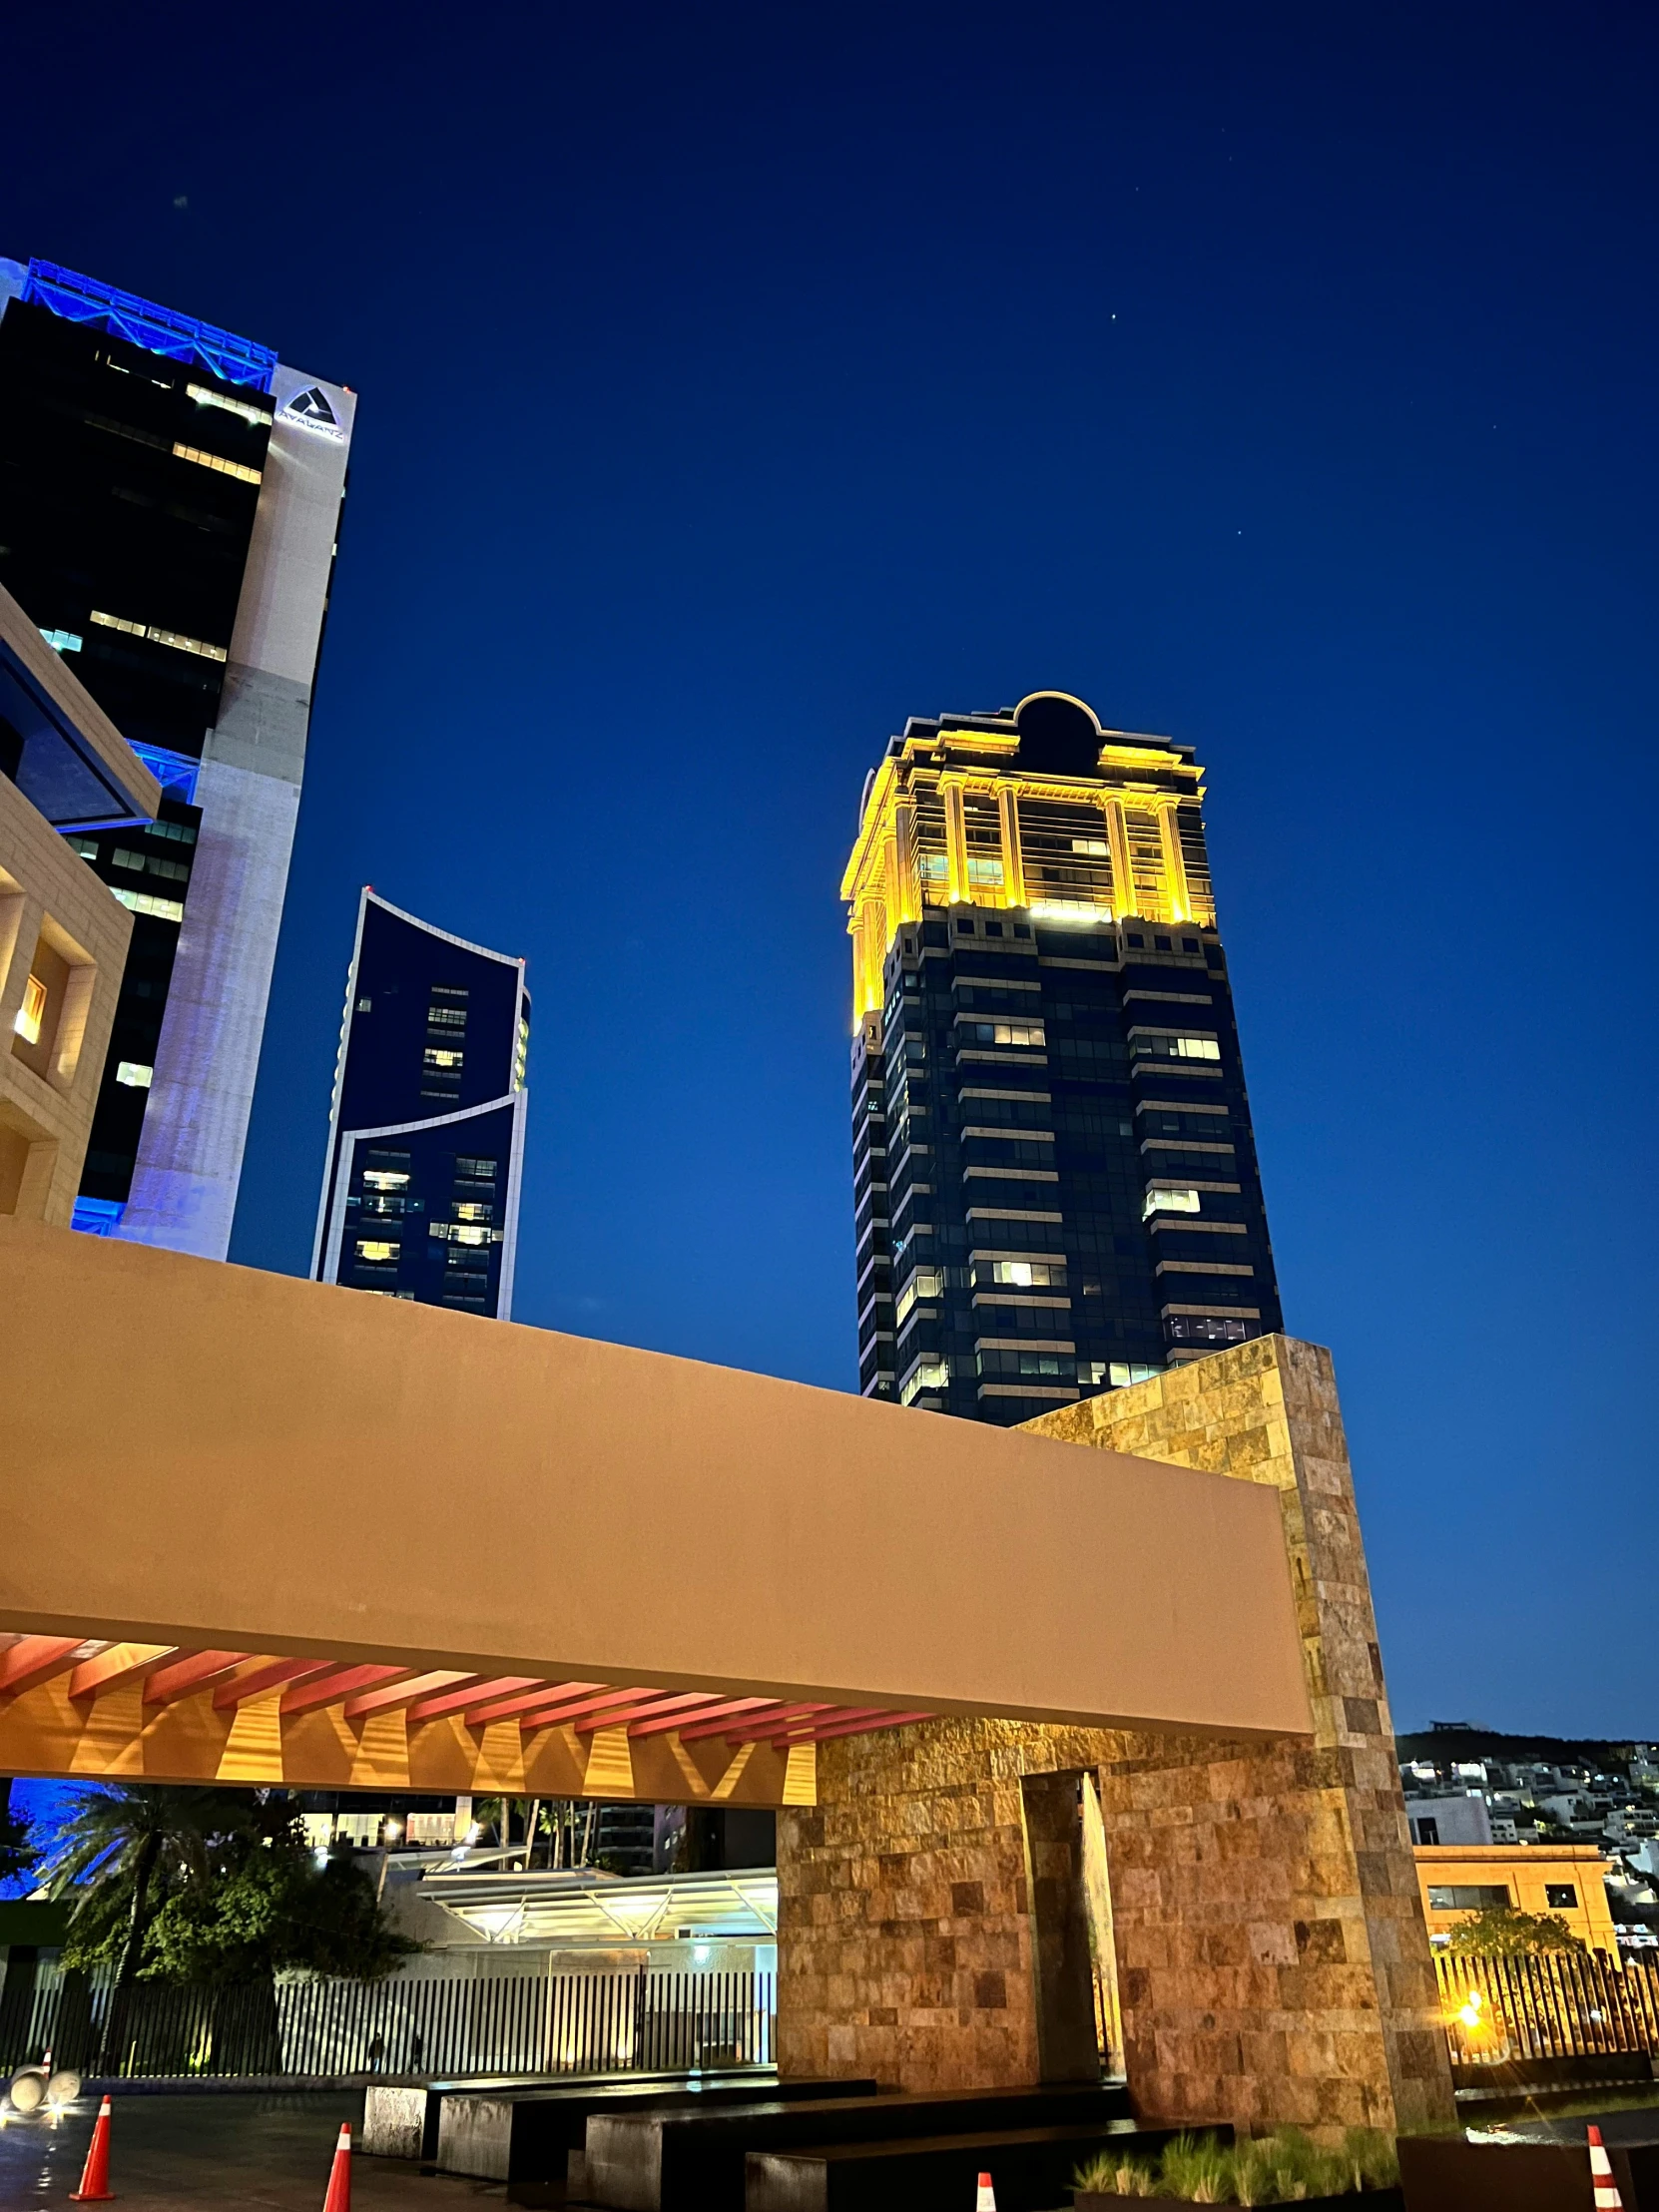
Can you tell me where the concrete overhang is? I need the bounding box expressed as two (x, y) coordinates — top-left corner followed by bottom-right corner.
(0, 1222), (1312, 1799)
(0, 585), (162, 830)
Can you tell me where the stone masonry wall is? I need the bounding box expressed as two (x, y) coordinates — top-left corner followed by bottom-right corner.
(777, 1716), (1120, 2092)
(1030, 1337), (1451, 2135)
(776, 1336), (1455, 2137)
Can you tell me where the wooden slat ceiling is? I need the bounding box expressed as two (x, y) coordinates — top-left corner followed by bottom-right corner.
(0, 1633), (928, 1748)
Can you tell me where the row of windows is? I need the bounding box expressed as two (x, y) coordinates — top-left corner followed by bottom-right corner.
(1143, 1185), (1201, 1219)
(111, 846), (190, 882)
(354, 1232), (500, 1262)
(1167, 1315), (1250, 1344)
(962, 1021), (1045, 1048)
(173, 440), (262, 485)
(1130, 1032), (1221, 1062)
(109, 886), (184, 923)
(89, 609), (228, 663)
(898, 1348), (1167, 1404)
(187, 381), (274, 428)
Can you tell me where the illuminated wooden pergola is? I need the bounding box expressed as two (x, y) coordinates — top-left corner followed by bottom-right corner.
(0, 1633), (931, 1805)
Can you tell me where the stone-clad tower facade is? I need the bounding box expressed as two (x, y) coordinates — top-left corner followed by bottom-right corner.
(842, 691), (1281, 1425)
(777, 1336), (1454, 2139)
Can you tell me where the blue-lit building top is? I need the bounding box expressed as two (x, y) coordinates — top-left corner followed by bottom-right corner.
(312, 892), (531, 1319)
(17, 262), (276, 392)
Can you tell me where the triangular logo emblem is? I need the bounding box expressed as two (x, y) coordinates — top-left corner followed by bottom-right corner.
(286, 385), (337, 423)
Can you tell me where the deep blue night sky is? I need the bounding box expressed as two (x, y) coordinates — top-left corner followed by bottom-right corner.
(6, 3), (1655, 1736)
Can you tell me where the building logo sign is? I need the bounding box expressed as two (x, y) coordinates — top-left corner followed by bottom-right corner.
(280, 384), (346, 441)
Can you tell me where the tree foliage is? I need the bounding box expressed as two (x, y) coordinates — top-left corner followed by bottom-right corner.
(1444, 1903), (1585, 1955)
(49, 1787), (418, 1984)
(0, 1778), (37, 1888)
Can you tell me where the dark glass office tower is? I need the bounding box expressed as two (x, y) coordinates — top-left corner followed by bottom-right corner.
(312, 891), (531, 1318)
(0, 257), (353, 1253)
(842, 691), (1281, 1424)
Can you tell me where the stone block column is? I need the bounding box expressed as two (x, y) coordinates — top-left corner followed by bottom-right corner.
(776, 1335), (1455, 2138)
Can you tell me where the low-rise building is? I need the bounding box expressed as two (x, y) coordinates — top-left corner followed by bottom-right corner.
(1, 584), (156, 1223)
(1413, 1843), (1618, 1955)
(1405, 1794), (1492, 1847)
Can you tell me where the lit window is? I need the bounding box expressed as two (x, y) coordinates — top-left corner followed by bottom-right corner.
(423, 1048), (463, 1070)
(1018, 1352), (1069, 1378)
(990, 1260), (1062, 1289)
(893, 1268), (944, 1325)
(1132, 1032), (1221, 1061)
(90, 610), (228, 663)
(356, 997), (372, 1013)
(1425, 1886), (1511, 1912)
(991, 1022), (1044, 1048)
(146, 819), (197, 844)
(173, 442), (263, 485)
(966, 856), (1003, 885)
(455, 1156), (498, 1179)
(186, 381), (274, 427)
(1071, 837), (1110, 856)
(38, 627), (83, 654)
(426, 1005), (467, 1027)
(1029, 901), (1103, 923)
(362, 1169), (408, 1191)
(449, 1225), (489, 1247)
(899, 1359), (950, 1405)
(355, 1239), (400, 1262)
(453, 1202), (493, 1224)
(1143, 1185), (1201, 1220)
(109, 887), (184, 922)
(115, 1061), (154, 1089)
(13, 974), (48, 1044)
(1105, 1362), (1164, 1387)
(920, 853), (948, 880)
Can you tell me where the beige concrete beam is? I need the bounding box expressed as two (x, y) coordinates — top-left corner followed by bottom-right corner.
(0, 1221), (1312, 1756)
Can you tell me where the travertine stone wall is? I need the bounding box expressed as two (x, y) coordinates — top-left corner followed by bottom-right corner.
(778, 1715), (1114, 2092)
(776, 1336), (1455, 2137)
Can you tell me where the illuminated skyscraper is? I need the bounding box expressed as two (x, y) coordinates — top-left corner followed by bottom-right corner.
(841, 691), (1282, 1423)
(312, 891), (530, 1318)
(0, 257), (353, 1256)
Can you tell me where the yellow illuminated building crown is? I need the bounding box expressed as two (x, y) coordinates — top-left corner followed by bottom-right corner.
(840, 692), (1216, 1027)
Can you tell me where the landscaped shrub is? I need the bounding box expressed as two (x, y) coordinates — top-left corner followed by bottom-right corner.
(1074, 2127), (1399, 2203)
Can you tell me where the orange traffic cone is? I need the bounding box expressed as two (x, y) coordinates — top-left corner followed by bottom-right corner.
(70, 2095), (115, 2202)
(321, 2121), (351, 2212)
(1588, 2126), (1625, 2211)
(975, 2173), (996, 2211)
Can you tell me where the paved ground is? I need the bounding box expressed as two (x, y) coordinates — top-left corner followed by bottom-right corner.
(0, 2090), (509, 2212)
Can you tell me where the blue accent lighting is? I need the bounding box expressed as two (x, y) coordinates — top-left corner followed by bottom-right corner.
(71, 1196), (127, 1237)
(127, 740), (201, 805)
(21, 261), (276, 393)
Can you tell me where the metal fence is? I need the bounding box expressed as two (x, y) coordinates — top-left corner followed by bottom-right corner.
(0, 1968), (775, 2081)
(1436, 1948), (1659, 2067)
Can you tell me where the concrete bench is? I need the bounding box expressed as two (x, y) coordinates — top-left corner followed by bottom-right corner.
(585, 2083), (1134, 2211)
(748, 2121), (1184, 2212)
(363, 2068), (767, 2164)
(437, 2074), (880, 2186)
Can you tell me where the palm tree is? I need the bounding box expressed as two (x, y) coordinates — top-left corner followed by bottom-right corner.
(47, 1787), (256, 2003)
